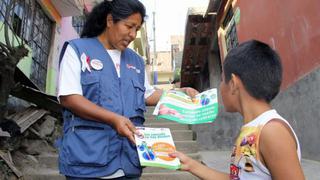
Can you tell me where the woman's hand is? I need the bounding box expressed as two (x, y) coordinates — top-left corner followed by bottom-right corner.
(180, 87), (199, 98)
(60, 95), (139, 144)
(111, 115), (138, 144)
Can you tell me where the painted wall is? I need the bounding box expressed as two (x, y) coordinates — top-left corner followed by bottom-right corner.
(153, 51), (172, 72)
(272, 67), (320, 161)
(194, 0), (320, 161)
(230, 0), (320, 89)
(157, 71), (174, 83)
(130, 25), (149, 61)
(58, 17), (79, 49)
(36, 0), (62, 95)
(41, 1), (82, 95)
(46, 23), (61, 95)
(46, 17), (79, 95)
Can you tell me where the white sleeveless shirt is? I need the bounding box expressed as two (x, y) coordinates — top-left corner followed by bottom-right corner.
(230, 109), (301, 180)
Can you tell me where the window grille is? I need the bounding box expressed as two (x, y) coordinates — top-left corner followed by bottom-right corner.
(223, 7), (238, 52)
(72, 15), (86, 35)
(0, 0), (53, 91)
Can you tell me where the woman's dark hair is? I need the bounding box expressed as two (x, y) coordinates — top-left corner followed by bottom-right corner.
(223, 40), (283, 103)
(81, 0), (146, 38)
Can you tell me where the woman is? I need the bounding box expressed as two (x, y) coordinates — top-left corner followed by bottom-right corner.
(57, 0), (198, 179)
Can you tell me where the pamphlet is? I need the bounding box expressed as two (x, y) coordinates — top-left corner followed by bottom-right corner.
(135, 127), (180, 170)
(153, 88), (218, 124)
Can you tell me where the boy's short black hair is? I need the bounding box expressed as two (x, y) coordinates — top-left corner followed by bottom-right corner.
(223, 40), (282, 103)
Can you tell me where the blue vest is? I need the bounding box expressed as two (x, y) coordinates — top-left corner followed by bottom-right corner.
(57, 38), (146, 178)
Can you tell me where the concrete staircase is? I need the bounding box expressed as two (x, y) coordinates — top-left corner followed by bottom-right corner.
(22, 106), (200, 180)
(140, 107), (200, 180)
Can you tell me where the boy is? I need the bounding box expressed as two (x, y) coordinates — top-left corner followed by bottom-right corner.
(170, 40), (305, 180)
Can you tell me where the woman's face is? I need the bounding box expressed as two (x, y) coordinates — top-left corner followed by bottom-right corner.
(106, 13), (142, 51)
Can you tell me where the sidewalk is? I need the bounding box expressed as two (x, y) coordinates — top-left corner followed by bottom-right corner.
(199, 151), (320, 180)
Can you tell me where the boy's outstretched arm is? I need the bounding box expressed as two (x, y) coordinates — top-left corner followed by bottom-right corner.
(170, 151), (229, 180)
(260, 120), (305, 180)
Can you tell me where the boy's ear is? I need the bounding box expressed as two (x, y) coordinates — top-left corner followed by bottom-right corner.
(106, 14), (113, 28)
(230, 73), (240, 95)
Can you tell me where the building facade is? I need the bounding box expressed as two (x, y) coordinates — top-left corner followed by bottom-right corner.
(0, 0), (88, 96)
(1, 0), (150, 97)
(181, 0), (320, 161)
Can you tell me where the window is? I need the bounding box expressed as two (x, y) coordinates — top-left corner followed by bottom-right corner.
(218, 4), (239, 59)
(225, 18), (238, 52)
(224, 7), (238, 51)
(0, 0), (53, 91)
(12, 14), (22, 35)
(199, 37), (209, 46)
(222, 7), (234, 29)
(189, 37), (196, 45)
(0, 0), (9, 22)
(72, 15), (86, 35)
(28, 2), (53, 91)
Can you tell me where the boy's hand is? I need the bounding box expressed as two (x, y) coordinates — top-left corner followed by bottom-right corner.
(169, 151), (197, 171)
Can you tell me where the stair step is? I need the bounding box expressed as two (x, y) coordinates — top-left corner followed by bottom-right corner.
(37, 153), (58, 169)
(22, 167), (64, 180)
(144, 116), (173, 124)
(23, 167), (199, 180)
(29, 156), (320, 180)
(146, 106), (156, 113)
(145, 112), (154, 115)
(144, 123), (190, 130)
(171, 130), (195, 141)
(23, 106), (200, 179)
(37, 151), (200, 170)
(175, 141), (199, 153)
(144, 114), (156, 119)
(141, 171), (199, 180)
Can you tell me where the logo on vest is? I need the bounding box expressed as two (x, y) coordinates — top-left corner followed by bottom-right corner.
(90, 59), (103, 70)
(80, 53), (91, 72)
(126, 64), (141, 74)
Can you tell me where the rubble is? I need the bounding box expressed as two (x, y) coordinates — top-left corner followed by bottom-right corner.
(0, 107), (61, 179)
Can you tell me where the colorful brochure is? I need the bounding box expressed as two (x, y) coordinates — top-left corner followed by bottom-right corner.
(135, 127), (180, 170)
(153, 88), (218, 124)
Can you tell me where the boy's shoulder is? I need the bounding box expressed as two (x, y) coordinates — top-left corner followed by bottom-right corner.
(244, 109), (281, 126)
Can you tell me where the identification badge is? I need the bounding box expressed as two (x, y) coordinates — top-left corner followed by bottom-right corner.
(127, 64), (141, 74)
(90, 59), (103, 70)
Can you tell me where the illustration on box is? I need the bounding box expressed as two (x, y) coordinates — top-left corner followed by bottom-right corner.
(135, 127), (180, 170)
